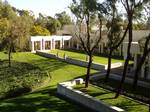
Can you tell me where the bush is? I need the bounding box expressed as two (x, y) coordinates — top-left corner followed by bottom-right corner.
(0, 61), (51, 99)
(4, 86), (32, 99)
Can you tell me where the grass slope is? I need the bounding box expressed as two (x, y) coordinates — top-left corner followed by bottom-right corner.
(0, 52), (96, 112)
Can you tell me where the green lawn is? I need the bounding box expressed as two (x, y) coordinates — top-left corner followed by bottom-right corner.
(49, 49), (125, 65)
(75, 84), (149, 112)
(0, 52), (97, 112)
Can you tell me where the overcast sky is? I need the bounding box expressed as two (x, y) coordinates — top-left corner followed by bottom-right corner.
(6, 0), (73, 17)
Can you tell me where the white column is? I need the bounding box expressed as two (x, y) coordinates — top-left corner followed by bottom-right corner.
(32, 41), (34, 52)
(62, 38), (64, 49)
(141, 64), (145, 78)
(101, 44), (104, 53)
(60, 38), (63, 49)
(40, 40), (43, 51)
(134, 54), (137, 70)
(68, 40), (71, 48)
(51, 40), (53, 50)
(43, 40), (45, 50)
(99, 44), (101, 53)
(77, 43), (79, 50)
(53, 39), (55, 49)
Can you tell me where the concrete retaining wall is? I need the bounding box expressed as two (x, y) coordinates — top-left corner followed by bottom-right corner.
(57, 79), (125, 112)
(36, 51), (105, 70)
(90, 73), (150, 89)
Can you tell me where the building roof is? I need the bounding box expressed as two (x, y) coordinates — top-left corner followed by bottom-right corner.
(31, 35), (72, 41)
(124, 30), (150, 42)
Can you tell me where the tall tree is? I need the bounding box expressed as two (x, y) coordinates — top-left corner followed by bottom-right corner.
(46, 16), (61, 34)
(132, 33), (150, 90)
(16, 10), (34, 51)
(55, 11), (72, 28)
(115, 0), (149, 98)
(70, 0), (105, 87)
(105, 0), (129, 82)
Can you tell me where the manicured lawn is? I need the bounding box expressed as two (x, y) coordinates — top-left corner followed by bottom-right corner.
(75, 84), (149, 112)
(0, 52), (97, 112)
(49, 49), (125, 65)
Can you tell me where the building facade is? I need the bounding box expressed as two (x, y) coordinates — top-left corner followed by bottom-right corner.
(31, 35), (72, 52)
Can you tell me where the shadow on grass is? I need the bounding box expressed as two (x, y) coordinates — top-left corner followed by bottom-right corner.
(0, 86), (89, 112)
(0, 57), (68, 99)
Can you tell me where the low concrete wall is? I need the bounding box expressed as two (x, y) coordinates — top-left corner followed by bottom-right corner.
(90, 73), (150, 89)
(36, 51), (105, 70)
(65, 58), (105, 70)
(57, 79), (126, 112)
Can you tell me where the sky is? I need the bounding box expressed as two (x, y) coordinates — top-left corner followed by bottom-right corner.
(6, 0), (73, 17)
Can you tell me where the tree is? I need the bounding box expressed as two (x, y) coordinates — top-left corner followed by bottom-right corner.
(105, 0), (129, 82)
(115, 0), (149, 98)
(146, 17), (150, 30)
(132, 33), (150, 90)
(15, 10), (34, 51)
(0, 18), (10, 50)
(31, 25), (50, 36)
(70, 0), (105, 87)
(0, 1), (34, 66)
(55, 11), (72, 28)
(46, 16), (61, 34)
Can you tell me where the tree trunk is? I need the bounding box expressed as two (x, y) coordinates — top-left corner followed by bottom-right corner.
(105, 49), (113, 82)
(132, 50), (149, 90)
(115, 16), (133, 98)
(8, 44), (12, 67)
(85, 54), (93, 88)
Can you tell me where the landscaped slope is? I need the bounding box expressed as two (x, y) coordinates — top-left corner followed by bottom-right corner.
(0, 52), (96, 112)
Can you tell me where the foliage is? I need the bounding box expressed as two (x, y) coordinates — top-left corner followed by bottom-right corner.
(55, 11), (72, 28)
(31, 25), (50, 36)
(46, 16), (61, 34)
(0, 59), (50, 99)
(115, 0), (150, 98)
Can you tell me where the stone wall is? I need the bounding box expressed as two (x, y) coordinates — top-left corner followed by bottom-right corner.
(57, 79), (126, 112)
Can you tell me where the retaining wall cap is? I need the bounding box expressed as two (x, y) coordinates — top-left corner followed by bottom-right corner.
(111, 106), (125, 112)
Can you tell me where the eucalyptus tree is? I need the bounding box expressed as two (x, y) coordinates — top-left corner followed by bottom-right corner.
(70, 0), (106, 87)
(115, 0), (149, 98)
(105, 0), (129, 82)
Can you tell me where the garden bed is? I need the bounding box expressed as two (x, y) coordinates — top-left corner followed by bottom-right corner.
(57, 79), (126, 112)
(74, 84), (149, 112)
(0, 60), (51, 99)
(90, 77), (150, 104)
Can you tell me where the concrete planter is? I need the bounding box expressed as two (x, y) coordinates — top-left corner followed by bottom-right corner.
(57, 79), (126, 112)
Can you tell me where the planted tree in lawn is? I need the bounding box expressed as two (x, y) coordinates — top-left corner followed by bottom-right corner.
(105, 0), (129, 82)
(70, 0), (106, 87)
(115, 0), (149, 98)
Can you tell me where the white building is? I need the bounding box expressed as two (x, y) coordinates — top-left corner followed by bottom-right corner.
(31, 35), (72, 52)
(123, 33), (150, 79)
